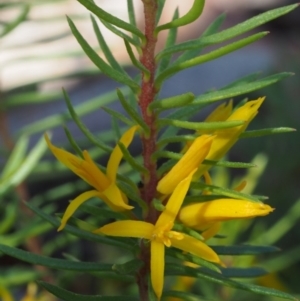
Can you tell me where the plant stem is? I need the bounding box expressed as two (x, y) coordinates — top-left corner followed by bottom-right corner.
(137, 0), (159, 300)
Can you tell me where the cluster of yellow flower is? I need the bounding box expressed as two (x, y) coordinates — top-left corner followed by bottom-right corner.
(45, 97), (273, 300)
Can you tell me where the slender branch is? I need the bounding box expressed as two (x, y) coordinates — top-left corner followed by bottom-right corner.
(137, 1), (159, 300)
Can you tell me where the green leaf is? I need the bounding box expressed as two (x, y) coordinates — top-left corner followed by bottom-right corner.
(167, 265), (297, 300)
(77, 0), (145, 40)
(38, 281), (138, 301)
(157, 134), (196, 148)
(211, 245), (280, 255)
(1, 135), (29, 179)
(116, 89), (149, 135)
(112, 259), (143, 275)
(126, 0), (141, 51)
(62, 88), (112, 152)
(0, 244), (111, 272)
(166, 73), (292, 123)
(156, 0), (167, 25)
(63, 126), (83, 158)
(157, 3), (299, 59)
(25, 202), (134, 251)
(155, 32), (268, 89)
(100, 19), (140, 48)
(0, 3), (30, 38)
(0, 202), (18, 235)
(157, 9), (179, 74)
(18, 89), (125, 136)
(155, 0), (205, 34)
(157, 118), (244, 131)
(0, 267), (39, 287)
(0, 135), (48, 195)
(190, 182), (262, 203)
(124, 39), (150, 76)
(149, 92), (194, 111)
(174, 13), (226, 65)
(240, 127), (296, 138)
(67, 16), (140, 91)
(118, 142), (148, 175)
(90, 15), (125, 74)
(2, 91), (61, 108)
(163, 290), (204, 301)
(102, 107), (134, 126)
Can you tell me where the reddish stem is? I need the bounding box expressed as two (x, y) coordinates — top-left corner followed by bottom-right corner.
(137, 0), (159, 300)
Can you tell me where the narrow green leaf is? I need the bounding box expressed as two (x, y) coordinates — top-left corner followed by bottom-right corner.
(0, 202), (18, 235)
(126, 0), (140, 47)
(211, 245), (280, 255)
(157, 134), (196, 147)
(90, 15), (125, 74)
(67, 16), (140, 91)
(77, 0), (145, 40)
(62, 88), (112, 152)
(155, 0), (205, 34)
(219, 72), (262, 90)
(167, 265), (298, 300)
(155, 32), (268, 89)
(63, 126), (83, 158)
(0, 244), (111, 272)
(38, 281), (138, 301)
(112, 259), (143, 275)
(166, 251), (221, 274)
(124, 39), (150, 76)
(117, 181), (147, 213)
(25, 202), (134, 251)
(0, 135), (48, 195)
(167, 73), (292, 124)
(3, 91), (61, 108)
(149, 93), (194, 111)
(1, 135), (29, 179)
(116, 89), (149, 135)
(163, 291), (204, 301)
(157, 9), (179, 73)
(0, 3), (29, 38)
(157, 118), (244, 131)
(190, 182), (262, 203)
(18, 88), (128, 136)
(101, 19), (140, 48)
(102, 107), (134, 126)
(156, 0), (167, 25)
(174, 13), (226, 65)
(157, 4), (299, 59)
(118, 142), (148, 175)
(80, 204), (127, 221)
(240, 127), (296, 138)
(0, 268), (39, 287)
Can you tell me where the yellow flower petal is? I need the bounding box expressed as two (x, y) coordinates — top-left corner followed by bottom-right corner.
(201, 222), (221, 241)
(58, 190), (102, 231)
(45, 134), (109, 191)
(0, 285), (13, 301)
(195, 97), (264, 177)
(151, 240), (165, 300)
(94, 220), (153, 239)
(171, 234), (221, 264)
(179, 199), (274, 230)
(106, 125), (139, 182)
(204, 100), (233, 123)
(156, 169), (196, 228)
(102, 183), (133, 211)
(157, 135), (214, 195)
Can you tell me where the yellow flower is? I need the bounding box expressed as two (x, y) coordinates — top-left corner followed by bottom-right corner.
(0, 285), (13, 301)
(195, 97), (265, 177)
(95, 170), (221, 300)
(179, 199), (274, 231)
(157, 135), (214, 195)
(45, 126), (139, 231)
